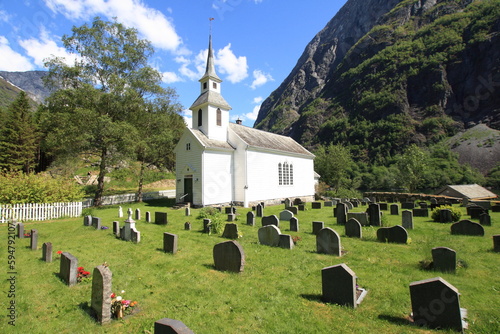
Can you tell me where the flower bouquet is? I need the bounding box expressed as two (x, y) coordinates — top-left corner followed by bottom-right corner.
(110, 291), (138, 319)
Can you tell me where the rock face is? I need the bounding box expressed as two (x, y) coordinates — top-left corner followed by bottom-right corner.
(0, 71), (52, 104)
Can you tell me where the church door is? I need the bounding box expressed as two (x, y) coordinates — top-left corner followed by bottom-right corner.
(183, 177), (193, 204)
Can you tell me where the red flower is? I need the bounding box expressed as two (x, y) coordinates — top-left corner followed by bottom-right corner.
(111, 293), (116, 298)
(77, 266), (84, 271)
(82, 271), (90, 276)
(57, 251), (63, 255)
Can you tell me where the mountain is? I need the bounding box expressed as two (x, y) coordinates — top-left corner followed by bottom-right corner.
(255, 0), (500, 167)
(0, 71), (52, 106)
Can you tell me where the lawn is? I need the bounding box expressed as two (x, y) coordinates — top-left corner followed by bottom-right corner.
(0, 200), (499, 333)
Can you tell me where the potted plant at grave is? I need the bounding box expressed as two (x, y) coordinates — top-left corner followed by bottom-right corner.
(110, 291), (138, 319)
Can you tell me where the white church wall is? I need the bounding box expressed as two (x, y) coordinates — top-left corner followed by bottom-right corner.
(174, 131), (203, 203)
(205, 105), (229, 142)
(202, 150), (233, 206)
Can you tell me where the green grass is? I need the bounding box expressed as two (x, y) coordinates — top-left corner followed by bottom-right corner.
(1, 201), (499, 333)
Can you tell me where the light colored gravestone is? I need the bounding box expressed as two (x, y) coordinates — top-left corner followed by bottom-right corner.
(262, 215), (279, 227)
(312, 221), (324, 235)
(246, 211), (255, 226)
(83, 215), (92, 226)
(155, 212), (168, 225)
(145, 211), (151, 223)
(345, 218), (362, 238)
(322, 263), (361, 308)
(336, 203), (348, 225)
(131, 228), (141, 243)
(390, 204), (399, 215)
(135, 208), (141, 220)
(432, 247), (456, 273)
(493, 235), (500, 252)
(185, 207), (190, 217)
(402, 210), (413, 230)
(368, 203), (381, 226)
(91, 265), (112, 325)
(316, 228), (342, 256)
(118, 206), (123, 218)
(16, 222), (24, 239)
(60, 252), (78, 286)
(123, 216), (136, 241)
(409, 277), (467, 332)
(256, 203), (264, 217)
(222, 223), (239, 239)
(439, 209), (453, 223)
(112, 221), (120, 237)
(92, 217), (101, 230)
(154, 318), (195, 334)
(377, 225), (408, 244)
(258, 225), (281, 247)
(290, 217), (299, 232)
(278, 234), (294, 249)
(312, 202), (322, 209)
(213, 240), (245, 273)
(279, 210), (294, 221)
(479, 213), (491, 226)
(163, 233), (178, 254)
(30, 229), (38, 250)
(451, 220), (484, 236)
(347, 212), (368, 226)
(42, 242), (52, 262)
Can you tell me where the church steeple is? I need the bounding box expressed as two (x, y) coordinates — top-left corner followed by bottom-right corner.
(201, 34), (222, 83)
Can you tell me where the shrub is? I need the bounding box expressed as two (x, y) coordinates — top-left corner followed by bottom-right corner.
(430, 205), (462, 222)
(197, 207), (225, 235)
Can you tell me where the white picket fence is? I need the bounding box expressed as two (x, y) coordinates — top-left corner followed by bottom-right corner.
(0, 202), (82, 224)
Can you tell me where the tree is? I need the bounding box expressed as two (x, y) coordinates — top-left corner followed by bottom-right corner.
(0, 92), (39, 173)
(395, 144), (428, 192)
(314, 143), (353, 191)
(42, 17), (180, 206)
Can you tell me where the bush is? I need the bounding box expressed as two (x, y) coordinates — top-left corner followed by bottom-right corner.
(430, 205), (462, 222)
(197, 207), (225, 235)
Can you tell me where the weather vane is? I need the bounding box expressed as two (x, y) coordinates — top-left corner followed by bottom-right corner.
(209, 17), (214, 35)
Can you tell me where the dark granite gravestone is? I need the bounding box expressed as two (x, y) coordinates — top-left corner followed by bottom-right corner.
(113, 221), (120, 237)
(336, 202), (348, 225)
(135, 208), (141, 220)
(155, 212), (168, 225)
(439, 209), (453, 223)
(378, 203), (388, 211)
(246, 211), (255, 226)
(479, 213), (491, 226)
(290, 217), (299, 232)
(30, 229), (38, 250)
(42, 242), (52, 262)
(347, 212), (368, 226)
(312, 202), (322, 209)
(376, 225), (408, 244)
(409, 277), (466, 332)
(92, 217), (101, 230)
(286, 206), (298, 215)
(432, 247), (456, 273)
(345, 218), (362, 238)
(402, 210), (414, 230)
(322, 263), (359, 308)
(284, 198), (291, 208)
(279, 210), (294, 221)
(213, 240), (245, 273)
(412, 208), (429, 217)
(145, 211), (151, 222)
(278, 234), (294, 249)
(451, 220), (484, 236)
(91, 265), (112, 325)
(493, 235), (500, 252)
(154, 318), (195, 334)
(256, 203), (264, 217)
(203, 219), (211, 233)
(258, 225), (281, 247)
(262, 215), (279, 227)
(16, 222), (24, 239)
(324, 201), (334, 207)
(316, 228), (342, 256)
(222, 223), (239, 239)
(60, 252), (78, 286)
(468, 206), (486, 219)
(368, 203), (381, 226)
(298, 204), (306, 211)
(419, 202), (428, 209)
(312, 221), (324, 235)
(227, 213), (235, 222)
(83, 215), (92, 226)
(492, 205), (500, 213)
(390, 204), (399, 215)
(184, 222), (191, 230)
(225, 207), (236, 214)
(163, 233), (178, 254)
(402, 202), (415, 210)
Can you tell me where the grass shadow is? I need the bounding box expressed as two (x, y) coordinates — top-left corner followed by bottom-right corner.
(78, 301), (98, 322)
(378, 314), (412, 327)
(144, 198), (176, 208)
(202, 263), (216, 270)
(300, 294), (322, 302)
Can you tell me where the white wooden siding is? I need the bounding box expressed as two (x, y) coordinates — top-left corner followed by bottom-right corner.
(202, 150), (233, 205)
(174, 130), (203, 203)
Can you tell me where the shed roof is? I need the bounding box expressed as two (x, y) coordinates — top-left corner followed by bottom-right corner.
(435, 184), (497, 199)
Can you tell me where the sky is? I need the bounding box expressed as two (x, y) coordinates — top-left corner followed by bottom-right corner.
(0, 0), (347, 127)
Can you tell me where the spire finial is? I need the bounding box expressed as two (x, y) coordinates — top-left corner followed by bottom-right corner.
(209, 17), (214, 36)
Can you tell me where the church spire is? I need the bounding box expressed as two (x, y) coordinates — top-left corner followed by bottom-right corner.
(201, 20), (221, 83)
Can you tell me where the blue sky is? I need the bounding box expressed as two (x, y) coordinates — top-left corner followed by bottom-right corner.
(0, 0), (347, 127)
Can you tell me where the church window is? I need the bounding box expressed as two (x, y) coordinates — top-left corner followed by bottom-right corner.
(213, 82), (217, 89)
(216, 108), (222, 126)
(186, 143), (191, 151)
(283, 162), (289, 185)
(198, 109), (202, 127)
(278, 163), (282, 185)
(289, 164), (293, 185)
(203, 82), (207, 90)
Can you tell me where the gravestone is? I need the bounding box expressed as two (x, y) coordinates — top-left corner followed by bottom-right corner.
(258, 225), (281, 247)
(312, 202), (322, 209)
(284, 198), (291, 208)
(185, 207), (191, 217)
(345, 218), (362, 238)
(402, 210), (413, 230)
(345, 201), (354, 210)
(184, 222), (191, 230)
(278, 234), (294, 249)
(409, 277), (466, 332)
(225, 207), (236, 214)
(118, 206), (123, 218)
(479, 213), (491, 226)
(368, 203), (381, 226)
(213, 240), (245, 273)
(312, 221), (324, 235)
(42, 242), (52, 262)
(135, 208), (141, 220)
(402, 202), (415, 209)
(413, 208), (429, 217)
(203, 219), (211, 233)
(123, 216), (136, 241)
(378, 203), (388, 211)
(336, 203), (348, 225)
(227, 213), (235, 222)
(290, 217), (299, 232)
(468, 206), (486, 219)
(112, 221), (120, 237)
(493, 235), (500, 252)
(155, 212), (168, 225)
(377, 225), (408, 244)
(432, 247), (456, 273)
(163, 233), (178, 254)
(222, 223), (239, 239)
(451, 220), (484, 236)
(92, 217), (101, 230)
(390, 204), (399, 215)
(30, 229), (38, 250)
(91, 265), (112, 325)
(322, 263), (358, 308)
(256, 203), (264, 217)
(60, 252), (78, 286)
(493, 205), (500, 212)
(262, 215), (279, 227)
(145, 211), (151, 223)
(246, 211), (255, 226)
(439, 209), (453, 223)
(324, 201), (334, 207)
(419, 202), (428, 209)
(279, 210), (294, 221)
(16, 222), (24, 239)
(298, 204), (306, 211)
(286, 206), (298, 215)
(83, 215), (92, 226)
(154, 318), (195, 334)
(316, 228), (342, 256)
(131, 228), (141, 243)
(347, 212), (368, 226)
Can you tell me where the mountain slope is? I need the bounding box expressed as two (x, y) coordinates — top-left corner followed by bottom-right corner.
(0, 71), (51, 105)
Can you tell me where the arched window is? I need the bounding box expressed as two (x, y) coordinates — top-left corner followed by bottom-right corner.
(216, 108), (222, 126)
(198, 109), (202, 127)
(278, 163), (282, 185)
(203, 82), (207, 90)
(283, 162), (289, 185)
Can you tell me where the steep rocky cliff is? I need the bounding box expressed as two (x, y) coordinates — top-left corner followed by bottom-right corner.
(0, 71), (51, 105)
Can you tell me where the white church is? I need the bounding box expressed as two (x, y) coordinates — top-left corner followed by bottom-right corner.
(174, 35), (316, 207)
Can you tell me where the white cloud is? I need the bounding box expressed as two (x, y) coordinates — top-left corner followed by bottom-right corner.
(162, 71), (182, 84)
(216, 43), (248, 83)
(43, 0), (184, 53)
(253, 96), (263, 104)
(245, 104), (261, 121)
(0, 10), (11, 23)
(0, 36), (34, 71)
(250, 69), (273, 89)
(19, 28), (77, 67)
(182, 108), (192, 126)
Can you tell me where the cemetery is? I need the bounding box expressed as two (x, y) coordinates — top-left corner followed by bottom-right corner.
(0, 198), (499, 333)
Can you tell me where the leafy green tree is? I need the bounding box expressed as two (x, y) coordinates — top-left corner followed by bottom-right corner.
(314, 143), (353, 191)
(395, 144), (428, 192)
(41, 17), (179, 206)
(0, 92), (39, 173)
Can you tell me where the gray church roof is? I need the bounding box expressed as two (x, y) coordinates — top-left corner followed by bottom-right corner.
(189, 128), (234, 150)
(190, 90), (232, 110)
(229, 123), (314, 157)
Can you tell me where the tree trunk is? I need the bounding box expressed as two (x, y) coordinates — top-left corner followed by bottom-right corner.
(136, 160), (145, 202)
(94, 147), (107, 207)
